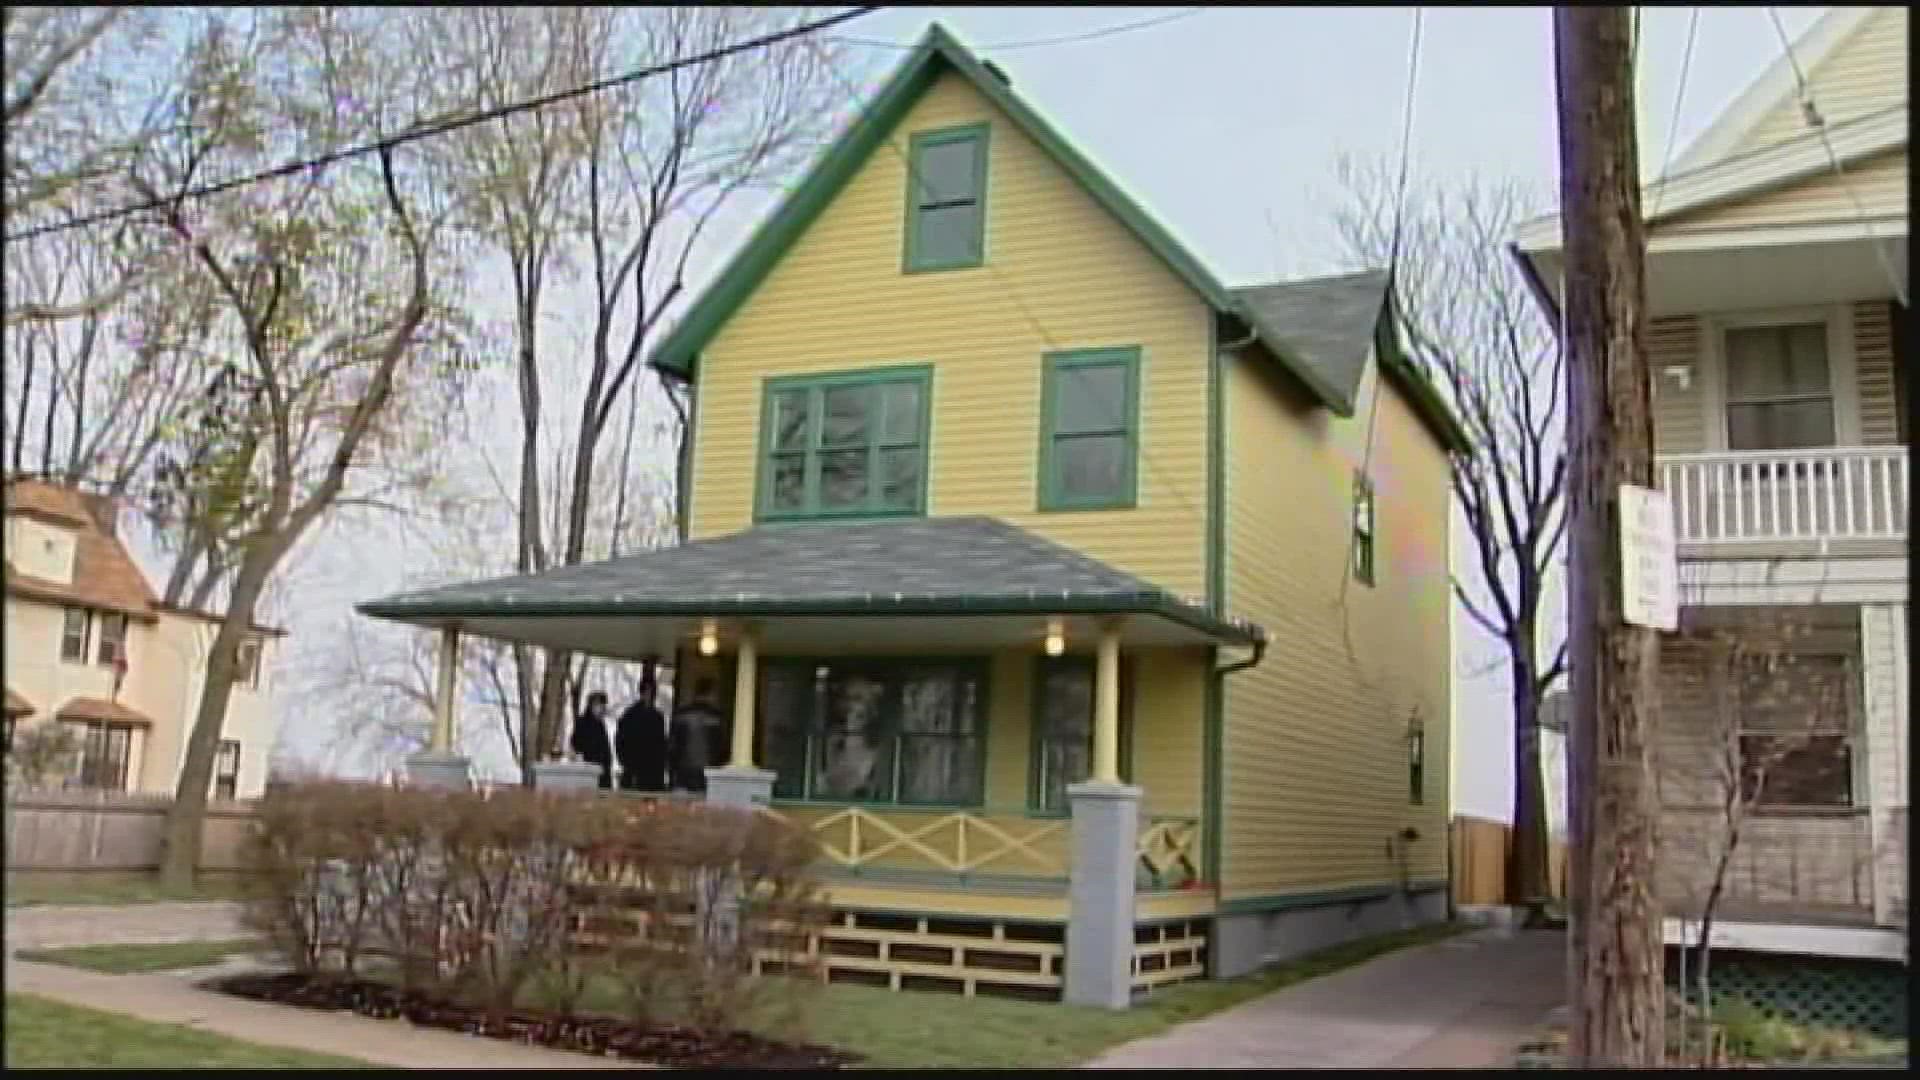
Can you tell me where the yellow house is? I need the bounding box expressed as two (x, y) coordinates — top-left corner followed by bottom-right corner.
(359, 24), (1467, 1005)
(4, 478), (283, 800)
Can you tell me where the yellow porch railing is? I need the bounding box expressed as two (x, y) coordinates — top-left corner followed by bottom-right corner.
(1137, 817), (1201, 889)
(762, 804), (1070, 880)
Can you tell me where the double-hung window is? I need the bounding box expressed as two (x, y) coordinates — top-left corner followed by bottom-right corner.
(759, 366), (931, 520)
(69, 720), (134, 791)
(760, 659), (986, 806)
(235, 637), (263, 690)
(1039, 347), (1141, 510)
(96, 612), (128, 668)
(214, 739), (241, 800)
(1029, 656), (1134, 814)
(1735, 652), (1857, 809)
(1723, 322), (1835, 451)
(1352, 472), (1377, 586)
(60, 607), (90, 662)
(904, 123), (989, 272)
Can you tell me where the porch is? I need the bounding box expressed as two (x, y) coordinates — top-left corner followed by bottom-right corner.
(1660, 446), (1908, 558)
(355, 515), (1266, 1005)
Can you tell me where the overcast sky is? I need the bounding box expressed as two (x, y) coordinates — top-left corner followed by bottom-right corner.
(267, 6), (1827, 811)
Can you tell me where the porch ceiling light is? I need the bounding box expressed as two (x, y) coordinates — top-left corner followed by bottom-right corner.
(698, 619), (719, 657)
(1044, 618), (1065, 657)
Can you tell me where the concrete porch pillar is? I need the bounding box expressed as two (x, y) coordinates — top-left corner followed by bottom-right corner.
(1860, 602), (1907, 926)
(707, 625), (776, 806)
(1065, 779), (1141, 1009)
(408, 627), (471, 789)
(532, 760), (603, 792)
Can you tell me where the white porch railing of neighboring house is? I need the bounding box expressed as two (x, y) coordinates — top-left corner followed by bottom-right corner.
(1659, 447), (1909, 545)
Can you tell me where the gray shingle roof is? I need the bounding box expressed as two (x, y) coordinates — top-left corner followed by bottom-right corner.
(1230, 268), (1391, 415)
(357, 516), (1263, 643)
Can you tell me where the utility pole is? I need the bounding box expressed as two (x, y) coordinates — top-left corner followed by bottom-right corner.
(1553, 6), (1665, 1067)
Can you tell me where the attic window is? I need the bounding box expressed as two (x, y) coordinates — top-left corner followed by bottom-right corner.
(904, 122), (989, 272)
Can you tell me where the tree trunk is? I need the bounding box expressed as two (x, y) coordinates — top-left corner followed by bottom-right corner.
(1555, 5), (1664, 1066)
(1507, 650), (1553, 909)
(158, 552), (272, 890)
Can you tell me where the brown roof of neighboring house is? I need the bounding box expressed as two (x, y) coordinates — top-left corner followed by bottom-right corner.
(5, 687), (34, 717)
(54, 696), (155, 727)
(4, 478), (160, 621)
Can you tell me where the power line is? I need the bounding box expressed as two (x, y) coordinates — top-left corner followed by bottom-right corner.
(1765, 6), (1908, 306)
(835, 10), (1207, 53)
(1646, 7), (1701, 221)
(4, 6), (882, 244)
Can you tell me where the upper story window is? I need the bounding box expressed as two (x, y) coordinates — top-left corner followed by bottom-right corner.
(904, 122), (989, 273)
(96, 612), (129, 668)
(1352, 472), (1377, 586)
(214, 739), (241, 800)
(60, 607), (90, 662)
(1039, 347), (1140, 511)
(235, 637), (263, 690)
(758, 365), (931, 521)
(1724, 322), (1834, 451)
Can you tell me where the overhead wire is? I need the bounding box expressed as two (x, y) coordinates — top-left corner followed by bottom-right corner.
(1765, 6), (1908, 306)
(834, 10), (1207, 53)
(4, 6), (883, 243)
(1646, 7), (1701, 221)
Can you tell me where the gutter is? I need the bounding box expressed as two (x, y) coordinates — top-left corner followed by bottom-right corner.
(1216, 637), (1266, 675)
(1507, 241), (1563, 341)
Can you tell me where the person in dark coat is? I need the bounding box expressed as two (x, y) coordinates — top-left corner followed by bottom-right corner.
(613, 675), (669, 792)
(569, 692), (613, 789)
(668, 678), (725, 793)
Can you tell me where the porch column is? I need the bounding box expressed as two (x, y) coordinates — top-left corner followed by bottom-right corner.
(1861, 603), (1907, 926)
(707, 626), (774, 807)
(407, 627), (472, 790)
(1092, 618), (1123, 783)
(1065, 779), (1141, 1009)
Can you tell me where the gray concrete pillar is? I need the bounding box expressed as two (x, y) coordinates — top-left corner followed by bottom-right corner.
(405, 751), (472, 790)
(704, 765), (776, 808)
(1065, 779), (1141, 1009)
(532, 760), (603, 792)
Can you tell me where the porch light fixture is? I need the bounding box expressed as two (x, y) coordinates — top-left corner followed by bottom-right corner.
(698, 619), (719, 657)
(1044, 618), (1065, 657)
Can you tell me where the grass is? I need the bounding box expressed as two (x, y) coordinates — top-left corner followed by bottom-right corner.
(5, 873), (252, 908)
(798, 920), (1469, 1068)
(2, 993), (373, 1069)
(14, 938), (265, 974)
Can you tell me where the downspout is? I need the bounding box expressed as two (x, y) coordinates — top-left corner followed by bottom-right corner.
(1216, 638), (1266, 677)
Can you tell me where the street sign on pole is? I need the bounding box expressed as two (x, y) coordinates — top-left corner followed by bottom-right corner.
(1618, 483), (1678, 631)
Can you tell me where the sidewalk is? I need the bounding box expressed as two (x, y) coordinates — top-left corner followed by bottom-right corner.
(1083, 928), (1564, 1069)
(4, 901), (245, 951)
(7, 956), (642, 1069)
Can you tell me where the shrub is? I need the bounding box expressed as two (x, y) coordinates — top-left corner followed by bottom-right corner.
(241, 781), (827, 1034)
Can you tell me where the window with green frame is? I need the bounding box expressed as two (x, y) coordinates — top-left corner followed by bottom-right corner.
(904, 122), (989, 272)
(759, 659), (986, 806)
(1029, 655), (1134, 814)
(1352, 471), (1376, 586)
(1038, 347), (1140, 511)
(758, 366), (931, 520)
(1408, 722), (1425, 805)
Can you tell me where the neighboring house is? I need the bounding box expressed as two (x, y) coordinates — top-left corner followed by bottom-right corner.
(1538, 689), (1569, 841)
(359, 24), (1466, 1006)
(3, 478), (283, 800)
(1515, 7), (1907, 965)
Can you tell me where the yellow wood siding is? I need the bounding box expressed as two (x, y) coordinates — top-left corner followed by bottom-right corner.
(689, 70), (1212, 599)
(1663, 150), (1907, 233)
(1130, 648), (1206, 821)
(1652, 315), (1707, 453)
(1734, 8), (1908, 159)
(1854, 299), (1900, 445)
(1218, 354), (1452, 901)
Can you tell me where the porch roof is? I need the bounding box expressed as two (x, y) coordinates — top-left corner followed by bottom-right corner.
(355, 516), (1265, 657)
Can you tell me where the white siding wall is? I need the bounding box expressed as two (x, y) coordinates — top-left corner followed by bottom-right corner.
(1861, 602), (1908, 925)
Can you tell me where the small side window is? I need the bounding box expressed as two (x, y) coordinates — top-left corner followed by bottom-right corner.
(904, 123), (989, 272)
(1353, 472), (1376, 586)
(60, 607), (90, 662)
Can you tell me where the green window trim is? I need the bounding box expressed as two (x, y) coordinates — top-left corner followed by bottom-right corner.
(757, 655), (991, 809)
(754, 364), (933, 523)
(903, 122), (990, 273)
(1408, 724), (1425, 806)
(1026, 654), (1135, 815)
(1037, 346), (1142, 512)
(1352, 470), (1376, 586)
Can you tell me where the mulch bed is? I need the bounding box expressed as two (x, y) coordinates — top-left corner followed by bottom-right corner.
(207, 971), (862, 1069)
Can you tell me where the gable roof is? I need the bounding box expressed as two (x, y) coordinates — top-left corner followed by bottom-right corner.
(4, 479), (160, 621)
(359, 515), (1263, 645)
(645, 22), (1448, 438)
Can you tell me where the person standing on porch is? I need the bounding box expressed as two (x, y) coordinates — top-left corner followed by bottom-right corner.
(569, 692), (613, 789)
(614, 675), (668, 792)
(669, 678), (723, 793)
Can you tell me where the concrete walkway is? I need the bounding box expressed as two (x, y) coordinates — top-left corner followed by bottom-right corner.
(1083, 928), (1565, 1070)
(5, 902), (641, 1069)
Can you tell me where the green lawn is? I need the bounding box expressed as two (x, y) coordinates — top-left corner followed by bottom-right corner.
(5, 873), (252, 908)
(14, 938), (264, 974)
(2, 993), (373, 1069)
(799, 921), (1468, 1068)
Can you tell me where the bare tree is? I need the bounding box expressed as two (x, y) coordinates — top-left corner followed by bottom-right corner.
(1330, 158), (1566, 911)
(138, 7), (472, 888)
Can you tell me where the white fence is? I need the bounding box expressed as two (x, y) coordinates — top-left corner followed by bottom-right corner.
(1660, 447), (1908, 545)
